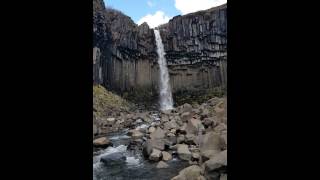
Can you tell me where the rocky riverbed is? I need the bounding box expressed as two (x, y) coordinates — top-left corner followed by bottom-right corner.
(93, 96), (227, 180)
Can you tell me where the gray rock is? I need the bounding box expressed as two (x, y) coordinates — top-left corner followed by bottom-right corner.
(177, 144), (192, 161)
(199, 131), (225, 159)
(177, 134), (185, 144)
(156, 161), (169, 168)
(93, 137), (112, 148)
(148, 126), (156, 133)
(164, 120), (179, 131)
(171, 165), (203, 180)
(181, 103), (193, 113)
(100, 152), (126, 166)
(204, 150), (227, 171)
(162, 151), (172, 161)
(186, 118), (205, 135)
(181, 112), (193, 122)
(149, 148), (162, 161)
(150, 127), (165, 139)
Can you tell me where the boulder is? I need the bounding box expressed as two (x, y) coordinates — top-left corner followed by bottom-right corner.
(171, 165), (203, 180)
(177, 144), (192, 161)
(130, 130), (144, 139)
(204, 150), (227, 172)
(162, 151), (173, 161)
(164, 120), (179, 130)
(100, 152), (126, 166)
(148, 126), (156, 133)
(186, 118), (205, 135)
(143, 139), (166, 157)
(156, 161), (169, 168)
(199, 131), (225, 159)
(150, 127), (165, 139)
(93, 137), (111, 148)
(200, 108), (210, 118)
(185, 133), (197, 145)
(181, 112), (193, 122)
(177, 134), (185, 144)
(149, 148), (162, 161)
(181, 103), (193, 113)
(214, 123), (227, 133)
(161, 115), (169, 122)
(220, 174), (227, 180)
(214, 100), (226, 123)
(203, 117), (217, 127)
(192, 152), (200, 161)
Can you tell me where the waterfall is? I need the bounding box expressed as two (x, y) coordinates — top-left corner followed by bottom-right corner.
(154, 29), (174, 110)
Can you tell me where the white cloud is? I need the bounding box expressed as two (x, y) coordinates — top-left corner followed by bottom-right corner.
(147, 1), (155, 7)
(137, 11), (171, 28)
(175, 0), (227, 15)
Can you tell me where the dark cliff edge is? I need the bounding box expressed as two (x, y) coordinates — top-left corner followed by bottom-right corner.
(93, 0), (227, 104)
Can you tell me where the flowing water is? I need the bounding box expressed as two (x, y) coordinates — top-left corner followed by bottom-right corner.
(93, 112), (189, 180)
(154, 29), (174, 111)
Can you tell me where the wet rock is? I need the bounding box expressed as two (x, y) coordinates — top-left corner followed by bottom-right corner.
(100, 152), (126, 166)
(177, 144), (192, 161)
(162, 151), (172, 161)
(93, 137), (111, 148)
(161, 109), (173, 115)
(156, 161), (169, 168)
(171, 165), (203, 180)
(149, 148), (162, 161)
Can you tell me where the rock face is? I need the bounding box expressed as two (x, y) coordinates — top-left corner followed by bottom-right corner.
(93, 0), (227, 96)
(158, 4), (227, 93)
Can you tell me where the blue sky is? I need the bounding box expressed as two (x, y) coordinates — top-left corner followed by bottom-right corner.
(104, 0), (227, 28)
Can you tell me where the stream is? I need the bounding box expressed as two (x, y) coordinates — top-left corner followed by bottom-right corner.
(93, 112), (189, 180)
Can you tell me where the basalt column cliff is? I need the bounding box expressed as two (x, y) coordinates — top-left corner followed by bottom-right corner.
(159, 4), (227, 93)
(93, 0), (227, 97)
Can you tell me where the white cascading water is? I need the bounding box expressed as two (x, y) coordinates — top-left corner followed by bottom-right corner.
(154, 29), (174, 110)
